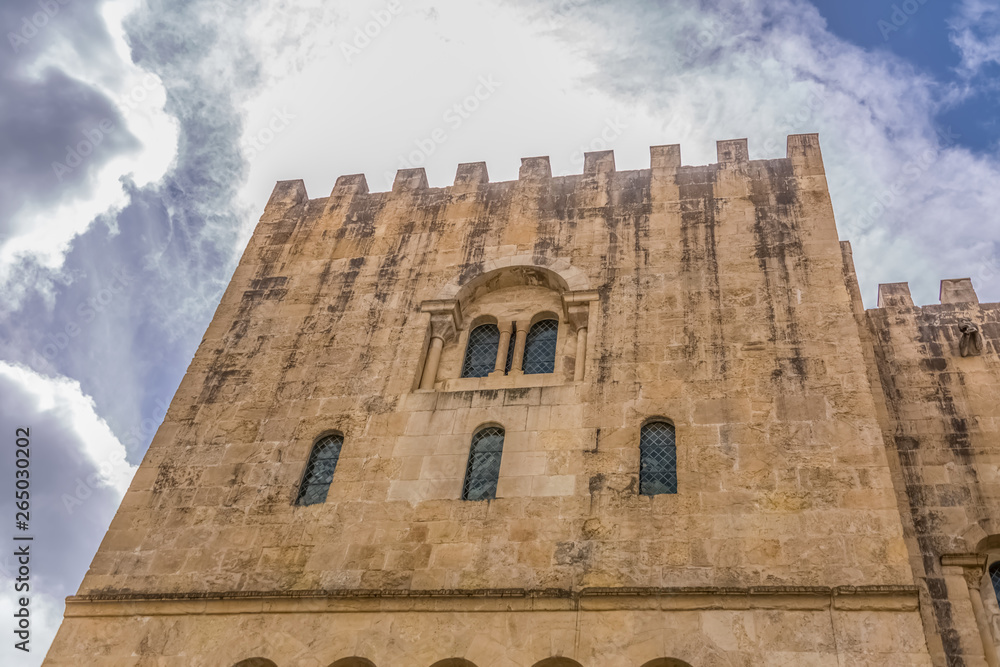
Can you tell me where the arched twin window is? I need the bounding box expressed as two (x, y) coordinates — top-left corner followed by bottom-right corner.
(462, 426), (505, 501)
(461, 319), (558, 378)
(639, 420), (677, 495)
(296, 432), (344, 505)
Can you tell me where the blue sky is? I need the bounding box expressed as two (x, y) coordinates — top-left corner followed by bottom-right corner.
(815, 0), (1000, 152)
(0, 0), (999, 663)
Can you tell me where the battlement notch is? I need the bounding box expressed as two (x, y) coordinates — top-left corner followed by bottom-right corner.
(519, 156), (552, 180)
(877, 283), (914, 309)
(940, 278), (979, 305)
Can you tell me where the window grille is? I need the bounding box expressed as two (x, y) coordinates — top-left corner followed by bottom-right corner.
(462, 324), (500, 378)
(639, 421), (677, 495)
(522, 319), (558, 374)
(991, 561), (1000, 608)
(295, 433), (343, 505)
(462, 426), (505, 501)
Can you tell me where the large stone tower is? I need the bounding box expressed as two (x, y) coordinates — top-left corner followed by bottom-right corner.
(44, 135), (1000, 666)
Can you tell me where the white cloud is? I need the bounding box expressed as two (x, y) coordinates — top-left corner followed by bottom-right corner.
(0, 588), (62, 667)
(949, 0), (1000, 76)
(0, 363), (135, 494)
(234, 0), (668, 243)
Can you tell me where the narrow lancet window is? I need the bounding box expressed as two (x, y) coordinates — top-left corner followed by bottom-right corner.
(462, 426), (505, 501)
(639, 421), (677, 495)
(523, 319), (558, 374)
(296, 433), (344, 505)
(462, 324), (500, 378)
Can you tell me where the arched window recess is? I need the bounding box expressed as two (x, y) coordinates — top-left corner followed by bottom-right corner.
(416, 265), (599, 390)
(639, 420), (677, 496)
(462, 425), (505, 501)
(522, 318), (558, 374)
(462, 321), (501, 378)
(296, 432), (344, 506)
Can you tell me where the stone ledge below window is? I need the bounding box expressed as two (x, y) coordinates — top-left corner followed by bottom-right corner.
(421, 372), (569, 393)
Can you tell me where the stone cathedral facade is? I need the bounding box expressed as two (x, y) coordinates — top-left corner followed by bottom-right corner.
(44, 135), (1000, 667)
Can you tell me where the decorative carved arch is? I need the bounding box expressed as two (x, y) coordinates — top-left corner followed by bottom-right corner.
(429, 660), (478, 667)
(418, 257), (597, 390)
(232, 660), (278, 667)
(532, 659), (585, 667)
(640, 660), (695, 667)
(434, 255), (590, 309)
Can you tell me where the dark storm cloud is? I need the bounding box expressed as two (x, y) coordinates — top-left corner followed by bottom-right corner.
(1, 0), (268, 454)
(0, 0), (140, 231)
(35, 0), (264, 448)
(12, 177), (240, 456)
(0, 370), (126, 601)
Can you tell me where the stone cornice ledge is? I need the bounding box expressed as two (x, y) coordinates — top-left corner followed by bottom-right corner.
(64, 586), (920, 617)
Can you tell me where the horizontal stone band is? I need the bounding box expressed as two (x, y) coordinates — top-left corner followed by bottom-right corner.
(64, 585), (921, 617)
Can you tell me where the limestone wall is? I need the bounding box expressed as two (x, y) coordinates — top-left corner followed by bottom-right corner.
(860, 277), (1000, 667)
(44, 134), (937, 664)
(73, 135), (913, 596)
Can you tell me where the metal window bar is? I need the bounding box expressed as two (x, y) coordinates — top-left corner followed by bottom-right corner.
(296, 433), (344, 506)
(462, 426), (505, 501)
(991, 561), (1000, 608)
(522, 319), (558, 374)
(639, 421), (677, 495)
(462, 324), (500, 378)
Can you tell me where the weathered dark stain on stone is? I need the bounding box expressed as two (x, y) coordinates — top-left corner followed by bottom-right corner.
(678, 165), (728, 376)
(749, 159), (807, 386)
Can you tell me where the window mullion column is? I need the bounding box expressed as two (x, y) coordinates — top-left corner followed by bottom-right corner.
(491, 321), (513, 376)
(508, 322), (528, 375)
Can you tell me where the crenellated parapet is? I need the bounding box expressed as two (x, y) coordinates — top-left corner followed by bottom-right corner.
(262, 134), (827, 214)
(875, 277), (985, 310)
(871, 277), (996, 357)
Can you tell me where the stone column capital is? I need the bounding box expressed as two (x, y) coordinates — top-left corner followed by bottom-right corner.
(562, 290), (598, 331)
(420, 299), (462, 342)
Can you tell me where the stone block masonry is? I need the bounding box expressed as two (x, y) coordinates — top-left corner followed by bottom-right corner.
(41, 134), (997, 666)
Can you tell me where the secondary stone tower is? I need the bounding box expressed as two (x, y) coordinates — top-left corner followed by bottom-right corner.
(44, 135), (1000, 666)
